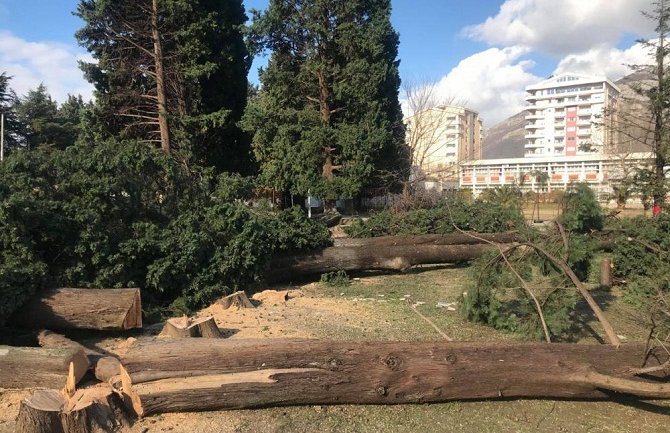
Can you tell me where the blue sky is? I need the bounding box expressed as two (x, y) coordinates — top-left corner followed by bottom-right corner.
(0, 0), (657, 126)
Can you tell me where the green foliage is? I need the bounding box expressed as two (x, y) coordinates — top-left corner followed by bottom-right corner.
(459, 249), (578, 340)
(320, 270), (352, 288)
(460, 186), (603, 341)
(76, 0), (251, 172)
(479, 186), (522, 210)
(611, 214), (670, 306)
(344, 197), (524, 238)
(559, 183), (604, 234)
(0, 140), (330, 321)
(245, 0), (407, 199)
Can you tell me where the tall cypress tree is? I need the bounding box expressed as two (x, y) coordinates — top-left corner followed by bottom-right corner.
(245, 0), (407, 200)
(76, 0), (251, 172)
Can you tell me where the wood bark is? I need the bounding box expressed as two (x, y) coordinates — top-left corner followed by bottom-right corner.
(151, 0), (170, 153)
(11, 288), (142, 331)
(161, 316), (222, 338)
(331, 232), (521, 248)
(119, 339), (669, 416)
(36, 330), (121, 383)
(0, 345), (89, 389)
(600, 258), (612, 289)
(269, 238), (506, 282)
(16, 386), (130, 433)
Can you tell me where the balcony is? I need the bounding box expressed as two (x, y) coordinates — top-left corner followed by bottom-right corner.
(525, 113), (543, 120)
(525, 132), (544, 139)
(577, 129), (591, 136)
(525, 142), (544, 148)
(525, 123), (543, 129)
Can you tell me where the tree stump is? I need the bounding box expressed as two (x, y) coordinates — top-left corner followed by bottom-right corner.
(161, 316), (222, 338)
(16, 386), (131, 433)
(600, 258), (612, 289)
(15, 389), (65, 433)
(218, 291), (254, 310)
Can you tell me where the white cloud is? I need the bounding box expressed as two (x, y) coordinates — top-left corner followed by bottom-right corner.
(0, 31), (94, 103)
(553, 42), (652, 80)
(463, 0), (653, 57)
(432, 46), (542, 126)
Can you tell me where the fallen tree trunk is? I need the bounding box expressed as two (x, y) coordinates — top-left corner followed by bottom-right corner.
(11, 288), (142, 331)
(0, 345), (89, 389)
(332, 232), (521, 248)
(36, 330), (121, 383)
(269, 242), (501, 281)
(119, 339), (669, 416)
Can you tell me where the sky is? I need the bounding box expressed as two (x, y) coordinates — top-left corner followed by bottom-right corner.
(0, 0), (659, 126)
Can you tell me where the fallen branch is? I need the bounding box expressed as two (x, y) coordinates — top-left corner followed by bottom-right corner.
(405, 298), (453, 341)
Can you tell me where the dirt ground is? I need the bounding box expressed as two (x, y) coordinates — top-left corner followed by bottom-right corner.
(1, 265), (669, 433)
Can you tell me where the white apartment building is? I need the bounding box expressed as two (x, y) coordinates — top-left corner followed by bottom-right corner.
(525, 74), (619, 158)
(405, 105), (482, 183)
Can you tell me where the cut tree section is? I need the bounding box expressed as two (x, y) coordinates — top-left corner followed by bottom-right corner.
(119, 339), (669, 416)
(11, 288), (142, 331)
(0, 345), (89, 390)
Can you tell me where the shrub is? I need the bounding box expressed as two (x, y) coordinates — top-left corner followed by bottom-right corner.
(320, 270), (351, 287)
(0, 141), (331, 320)
(344, 197), (524, 238)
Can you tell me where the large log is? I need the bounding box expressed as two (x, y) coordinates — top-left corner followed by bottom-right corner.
(36, 330), (121, 384)
(0, 345), (89, 389)
(11, 288), (142, 331)
(331, 232), (521, 247)
(269, 233), (520, 281)
(119, 339), (669, 416)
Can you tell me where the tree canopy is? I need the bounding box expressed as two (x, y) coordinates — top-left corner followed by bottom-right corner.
(244, 0), (407, 199)
(76, 0), (252, 172)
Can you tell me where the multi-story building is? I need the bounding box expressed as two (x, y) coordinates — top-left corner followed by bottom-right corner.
(525, 73), (619, 158)
(405, 105), (482, 185)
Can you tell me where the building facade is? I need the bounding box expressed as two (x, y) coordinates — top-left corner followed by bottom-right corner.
(525, 74), (619, 158)
(460, 153), (654, 199)
(405, 105), (482, 184)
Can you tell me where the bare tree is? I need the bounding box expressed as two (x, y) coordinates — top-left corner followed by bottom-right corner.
(402, 79), (479, 193)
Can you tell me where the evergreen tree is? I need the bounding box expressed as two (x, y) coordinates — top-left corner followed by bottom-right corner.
(13, 85), (84, 150)
(245, 0), (407, 200)
(0, 73), (23, 154)
(637, 0), (670, 212)
(76, 0), (251, 172)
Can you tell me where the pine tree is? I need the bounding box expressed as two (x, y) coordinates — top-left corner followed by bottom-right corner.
(76, 0), (251, 172)
(245, 0), (407, 200)
(0, 73), (23, 153)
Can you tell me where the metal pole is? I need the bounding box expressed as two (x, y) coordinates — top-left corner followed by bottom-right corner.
(1, 112), (4, 162)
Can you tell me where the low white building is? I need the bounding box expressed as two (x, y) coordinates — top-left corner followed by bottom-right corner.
(460, 152), (654, 199)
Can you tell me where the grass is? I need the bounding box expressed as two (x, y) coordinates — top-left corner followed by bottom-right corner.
(120, 263), (670, 433)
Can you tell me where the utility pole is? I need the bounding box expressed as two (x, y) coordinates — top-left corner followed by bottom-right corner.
(1, 112), (4, 162)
